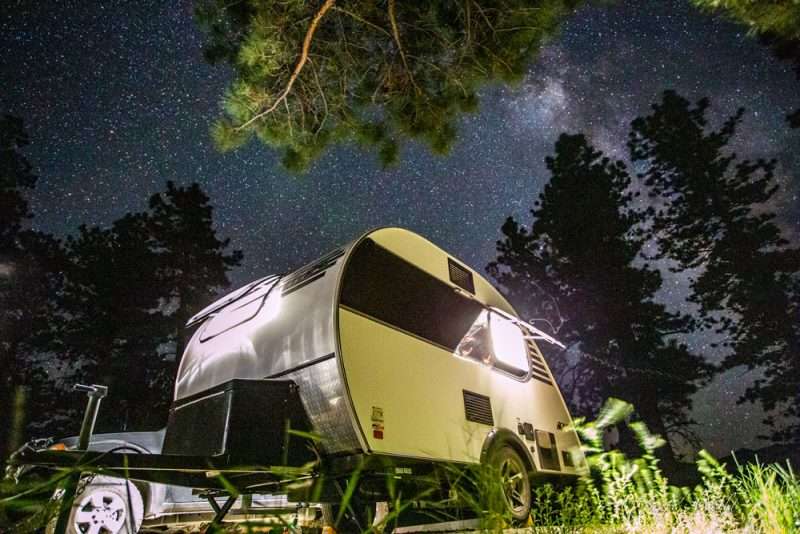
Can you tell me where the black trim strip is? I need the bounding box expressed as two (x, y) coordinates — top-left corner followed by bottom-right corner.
(186, 275), (279, 328)
(200, 280), (280, 343)
(340, 304), (454, 354)
(281, 271), (327, 296)
(266, 352), (336, 379)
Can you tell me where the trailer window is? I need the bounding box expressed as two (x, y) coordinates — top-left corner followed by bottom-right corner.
(489, 312), (530, 377)
(199, 278), (281, 342)
(455, 310), (492, 363)
(454, 311), (530, 377)
(341, 239), (485, 351)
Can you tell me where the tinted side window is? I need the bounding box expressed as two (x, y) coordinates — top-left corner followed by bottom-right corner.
(340, 239), (484, 351)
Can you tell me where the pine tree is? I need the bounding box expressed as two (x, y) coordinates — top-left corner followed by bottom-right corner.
(0, 115), (65, 455)
(691, 0), (800, 38)
(489, 133), (710, 467)
(57, 181), (242, 431)
(60, 216), (167, 431)
(144, 181), (243, 414)
(629, 91), (800, 443)
(195, 0), (582, 170)
(0, 114), (35, 249)
(692, 0), (800, 127)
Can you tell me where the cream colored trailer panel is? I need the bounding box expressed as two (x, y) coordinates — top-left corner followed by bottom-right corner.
(339, 310), (576, 472)
(337, 228), (582, 474)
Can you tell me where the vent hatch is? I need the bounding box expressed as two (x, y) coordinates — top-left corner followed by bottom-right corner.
(463, 390), (494, 426)
(448, 258), (475, 294)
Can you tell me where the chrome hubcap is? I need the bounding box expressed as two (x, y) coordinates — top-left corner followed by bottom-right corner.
(500, 457), (528, 514)
(74, 490), (127, 534)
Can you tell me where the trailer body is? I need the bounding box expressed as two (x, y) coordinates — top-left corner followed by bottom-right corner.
(166, 228), (583, 476)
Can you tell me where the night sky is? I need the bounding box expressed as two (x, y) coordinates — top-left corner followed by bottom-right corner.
(3, 0), (799, 456)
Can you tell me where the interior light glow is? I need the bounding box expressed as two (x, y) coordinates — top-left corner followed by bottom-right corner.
(489, 312), (529, 372)
(454, 310), (492, 363)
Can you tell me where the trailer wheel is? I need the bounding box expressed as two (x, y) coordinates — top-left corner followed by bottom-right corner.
(49, 475), (144, 534)
(489, 445), (531, 524)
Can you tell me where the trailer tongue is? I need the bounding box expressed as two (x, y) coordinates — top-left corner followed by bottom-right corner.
(8, 376), (363, 494)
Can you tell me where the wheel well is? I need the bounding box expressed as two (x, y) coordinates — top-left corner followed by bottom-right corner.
(480, 428), (536, 473)
(132, 480), (148, 506)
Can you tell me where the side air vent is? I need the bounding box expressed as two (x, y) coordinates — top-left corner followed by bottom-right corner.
(463, 390), (494, 426)
(448, 258), (475, 294)
(522, 327), (554, 386)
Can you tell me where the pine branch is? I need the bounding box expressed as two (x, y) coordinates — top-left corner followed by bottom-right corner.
(235, 0), (336, 132)
(332, 6), (391, 38)
(388, 0), (421, 95)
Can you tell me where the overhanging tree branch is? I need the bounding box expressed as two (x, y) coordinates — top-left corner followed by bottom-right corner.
(235, 0), (336, 132)
(388, 0), (421, 95)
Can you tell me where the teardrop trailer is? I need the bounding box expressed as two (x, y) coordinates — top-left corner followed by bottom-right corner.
(11, 227), (584, 530)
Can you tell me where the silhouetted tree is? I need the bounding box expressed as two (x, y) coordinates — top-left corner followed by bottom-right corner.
(196, 0), (583, 170)
(1, 115), (242, 440)
(692, 0), (800, 127)
(0, 115), (35, 246)
(59, 182), (242, 431)
(0, 115), (66, 456)
(144, 181), (243, 414)
(629, 91), (800, 443)
(60, 216), (166, 431)
(489, 133), (710, 468)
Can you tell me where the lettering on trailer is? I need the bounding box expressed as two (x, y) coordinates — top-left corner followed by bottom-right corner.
(281, 248), (345, 296)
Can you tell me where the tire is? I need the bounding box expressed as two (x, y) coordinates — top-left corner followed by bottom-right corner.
(488, 445), (531, 525)
(50, 475), (144, 534)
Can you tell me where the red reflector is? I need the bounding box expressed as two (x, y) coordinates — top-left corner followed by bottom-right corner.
(373, 430), (384, 439)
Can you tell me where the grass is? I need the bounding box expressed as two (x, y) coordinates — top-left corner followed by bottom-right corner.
(1, 398), (798, 533)
(520, 398), (800, 534)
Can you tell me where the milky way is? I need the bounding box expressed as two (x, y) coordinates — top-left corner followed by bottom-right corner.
(2, 0), (798, 455)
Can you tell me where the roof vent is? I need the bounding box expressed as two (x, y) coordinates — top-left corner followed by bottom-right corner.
(448, 258), (475, 294)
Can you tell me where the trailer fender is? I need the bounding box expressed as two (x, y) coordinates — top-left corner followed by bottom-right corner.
(480, 428), (536, 473)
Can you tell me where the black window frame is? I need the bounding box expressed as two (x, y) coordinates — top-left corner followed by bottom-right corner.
(340, 238), (533, 382)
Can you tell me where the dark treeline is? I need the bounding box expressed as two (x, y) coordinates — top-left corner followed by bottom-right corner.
(490, 90), (800, 470)
(0, 114), (242, 461)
